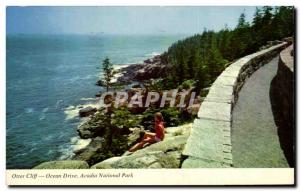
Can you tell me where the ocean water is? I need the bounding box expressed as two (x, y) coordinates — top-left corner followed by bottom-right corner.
(6, 34), (187, 169)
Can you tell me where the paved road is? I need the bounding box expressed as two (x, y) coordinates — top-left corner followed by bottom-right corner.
(231, 56), (289, 167)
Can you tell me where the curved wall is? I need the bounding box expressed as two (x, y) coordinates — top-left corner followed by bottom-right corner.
(181, 42), (288, 168)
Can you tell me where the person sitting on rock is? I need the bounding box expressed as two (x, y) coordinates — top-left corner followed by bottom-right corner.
(129, 112), (165, 152)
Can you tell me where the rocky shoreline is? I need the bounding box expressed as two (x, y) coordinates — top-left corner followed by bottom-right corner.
(33, 53), (200, 169)
(115, 54), (170, 84)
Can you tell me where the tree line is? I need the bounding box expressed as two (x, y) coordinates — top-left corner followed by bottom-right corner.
(164, 6), (294, 89)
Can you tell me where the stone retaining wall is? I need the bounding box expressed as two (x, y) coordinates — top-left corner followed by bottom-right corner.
(181, 42), (288, 168)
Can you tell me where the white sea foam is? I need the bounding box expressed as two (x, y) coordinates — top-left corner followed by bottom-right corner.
(64, 74), (98, 85)
(15, 152), (27, 157)
(55, 99), (64, 109)
(111, 72), (124, 83)
(145, 52), (160, 57)
(42, 107), (49, 112)
(80, 97), (96, 101)
(64, 106), (79, 120)
(58, 136), (91, 160)
(39, 114), (46, 121)
(44, 134), (54, 141)
(64, 100), (100, 120)
(29, 147), (37, 153)
(46, 150), (54, 156)
(58, 144), (74, 160)
(70, 136), (92, 152)
(114, 64), (130, 71)
(104, 64), (131, 83)
(24, 108), (34, 113)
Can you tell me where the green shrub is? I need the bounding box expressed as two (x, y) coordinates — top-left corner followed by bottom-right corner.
(161, 75), (178, 90)
(145, 76), (178, 91)
(178, 79), (195, 90)
(142, 107), (188, 128)
(160, 107), (181, 127)
(141, 107), (160, 130)
(112, 108), (141, 133)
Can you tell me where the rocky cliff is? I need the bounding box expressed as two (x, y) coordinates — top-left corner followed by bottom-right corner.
(91, 123), (191, 169)
(33, 123), (192, 169)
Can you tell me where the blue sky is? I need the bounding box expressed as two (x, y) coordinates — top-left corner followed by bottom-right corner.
(7, 6), (258, 35)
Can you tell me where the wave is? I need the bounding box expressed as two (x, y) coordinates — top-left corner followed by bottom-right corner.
(39, 108), (48, 120)
(39, 114), (46, 121)
(58, 144), (74, 160)
(29, 147), (38, 153)
(58, 136), (91, 160)
(70, 136), (92, 152)
(145, 52), (160, 57)
(46, 150), (54, 156)
(15, 152), (27, 157)
(42, 107), (49, 112)
(24, 108), (34, 113)
(55, 100), (64, 109)
(80, 97), (96, 101)
(114, 64), (130, 71)
(44, 134), (54, 141)
(64, 101), (100, 121)
(65, 74), (98, 84)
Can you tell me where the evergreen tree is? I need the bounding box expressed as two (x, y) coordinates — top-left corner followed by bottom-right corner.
(96, 57), (114, 92)
(164, 6), (294, 90)
(261, 6), (274, 42)
(237, 12), (247, 28)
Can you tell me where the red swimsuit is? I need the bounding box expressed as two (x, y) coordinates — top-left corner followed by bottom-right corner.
(155, 122), (165, 142)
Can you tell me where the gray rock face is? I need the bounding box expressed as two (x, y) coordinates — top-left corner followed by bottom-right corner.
(91, 135), (188, 169)
(79, 106), (97, 117)
(77, 113), (107, 139)
(116, 55), (170, 83)
(91, 124), (192, 169)
(33, 160), (89, 169)
(72, 137), (104, 165)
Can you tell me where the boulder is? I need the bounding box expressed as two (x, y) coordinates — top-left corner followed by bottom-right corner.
(164, 123), (192, 137)
(95, 92), (102, 97)
(134, 63), (168, 81)
(185, 104), (201, 117)
(77, 113), (107, 139)
(79, 106), (97, 117)
(90, 157), (122, 169)
(72, 137), (105, 165)
(127, 127), (144, 147)
(117, 75), (132, 84)
(144, 58), (152, 64)
(132, 84), (142, 88)
(33, 160), (89, 169)
(91, 135), (188, 169)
